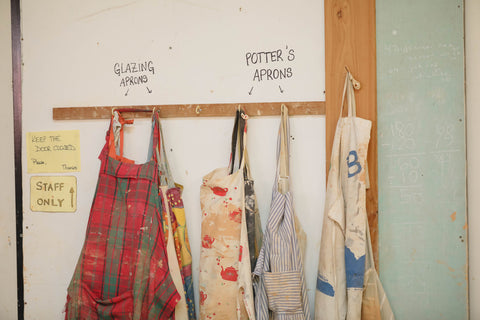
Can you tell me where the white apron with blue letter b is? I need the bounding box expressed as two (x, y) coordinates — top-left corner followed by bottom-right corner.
(315, 72), (371, 320)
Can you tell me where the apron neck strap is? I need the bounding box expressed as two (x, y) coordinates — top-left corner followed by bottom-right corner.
(229, 108), (248, 174)
(153, 111), (176, 188)
(339, 71), (359, 119)
(108, 111), (135, 163)
(103, 109), (160, 165)
(276, 104), (290, 194)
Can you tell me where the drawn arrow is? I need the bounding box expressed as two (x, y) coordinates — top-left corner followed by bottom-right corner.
(279, 85), (284, 93)
(248, 86), (254, 95)
(70, 187), (75, 208)
(125, 88), (129, 96)
(146, 87), (152, 93)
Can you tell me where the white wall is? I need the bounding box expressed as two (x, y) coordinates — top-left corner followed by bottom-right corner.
(466, 0), (479, 318)
(0, 0), (18, 319)
(20, 0), (326, 318)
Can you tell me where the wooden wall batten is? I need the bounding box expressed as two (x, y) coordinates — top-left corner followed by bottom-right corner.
(52, 101), (325, 120)
(324, 0), (378, 267)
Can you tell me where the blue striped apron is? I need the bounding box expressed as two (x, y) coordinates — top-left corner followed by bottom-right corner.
(253, 105), (311, 320)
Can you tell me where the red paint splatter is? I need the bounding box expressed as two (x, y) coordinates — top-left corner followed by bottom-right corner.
(239, 245), (243, 262)
(202, 235), (215, 248)
(228, 208), (242, 223)
(200, 291), (207, 305)
(220, 266), (238, 282)
(211, 186), (228, 196)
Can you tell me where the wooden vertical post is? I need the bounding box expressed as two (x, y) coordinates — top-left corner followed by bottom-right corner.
(324, 0), (378, 268)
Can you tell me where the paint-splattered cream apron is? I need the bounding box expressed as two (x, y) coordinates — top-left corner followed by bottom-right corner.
(199, 110), (255, 319)
(315, 72), (371, 320)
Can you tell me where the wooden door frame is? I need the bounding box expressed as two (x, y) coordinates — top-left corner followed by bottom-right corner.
(11, 0), (24, 318)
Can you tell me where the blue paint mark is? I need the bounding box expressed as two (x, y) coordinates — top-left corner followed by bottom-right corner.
(345, 246), (366, 288)
(347, 150), (362, 178)
(317, 273), (335, 297)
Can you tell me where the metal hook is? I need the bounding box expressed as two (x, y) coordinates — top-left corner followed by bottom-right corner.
(195, 105), (202, 115)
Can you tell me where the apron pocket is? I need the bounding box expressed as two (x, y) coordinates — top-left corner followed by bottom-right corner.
(264, 270), (303, 313)
(82, 283), (134, 319)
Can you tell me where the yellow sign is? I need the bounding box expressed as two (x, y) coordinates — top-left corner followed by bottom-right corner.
(26, 130), (81, 173)
(30, 176), (77, 212)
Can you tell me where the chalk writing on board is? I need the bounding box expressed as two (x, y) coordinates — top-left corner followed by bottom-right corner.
(245, 46), (296, 90)
(385, 120), (417, 152)
(113, 61), (155, 94)
(435, 122), (455, 149)
(385, 154), (423, 186)
(380, 42), (461, 82)
(399, 188), (424, 204)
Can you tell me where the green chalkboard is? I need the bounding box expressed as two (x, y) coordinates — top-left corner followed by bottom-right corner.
(377, 1), (467, 319)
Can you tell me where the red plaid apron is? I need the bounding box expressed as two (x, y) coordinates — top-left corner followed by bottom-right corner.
(65, 111), (180, 320)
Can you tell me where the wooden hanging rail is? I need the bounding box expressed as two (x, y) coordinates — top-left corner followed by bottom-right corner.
(52, 101), (325, 120)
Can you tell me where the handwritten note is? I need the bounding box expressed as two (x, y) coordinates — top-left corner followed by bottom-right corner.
(30, 176), (77, 212)
(245, 46), (296, 95)
(113, 60), (155, 96)
(26, 130), (80, 173)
